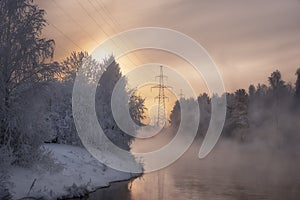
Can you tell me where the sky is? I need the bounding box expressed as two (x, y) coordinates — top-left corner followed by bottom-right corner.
(37, 0), (300, 96)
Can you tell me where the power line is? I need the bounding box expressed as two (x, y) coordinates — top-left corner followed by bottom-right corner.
(50, 0), (140, 68)
(76, 0), (111, 40)
(54, 42), (69, 54)
(49, 22), (84, 51)
(94, 0), (145, 65)
(51, 0), (100, 44)
(83, 0), (138, 67)
(75, 0), (134, 68)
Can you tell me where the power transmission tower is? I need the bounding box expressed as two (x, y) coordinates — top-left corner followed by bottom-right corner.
(151, 66), (171, 127)
(179, 89), (185, 99)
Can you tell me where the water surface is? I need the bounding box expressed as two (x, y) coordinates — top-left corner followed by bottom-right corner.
(89, 136), (300, 200)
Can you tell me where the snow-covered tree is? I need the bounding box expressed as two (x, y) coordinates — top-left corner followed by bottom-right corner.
(197, 93), (211, 136)
(0, 0), (56, 165)
(169, 97), (200, 138)
(295, 68), (300, 103)
(267, 70), (289, 129)
(45, 80), (79, 145)
(248, 84), (256, 99)
(43, 52), (146, 150)
(256, 83), (268, 98)
(45, 51), (105, 145)
(59, 51), (89, 81)
(96, 56), (133, 150)
(226, 89), (249, 141)
(46, 52), (89, 145)
(169, 100), (181, 131)
(129, 92), (147, 126)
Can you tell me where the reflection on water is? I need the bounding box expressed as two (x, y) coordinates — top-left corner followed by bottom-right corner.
(88, 137), (300, 200)
(88, 181), (132, 200)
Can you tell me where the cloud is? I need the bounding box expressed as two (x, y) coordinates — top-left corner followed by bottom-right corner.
(38, 0), (300, 91)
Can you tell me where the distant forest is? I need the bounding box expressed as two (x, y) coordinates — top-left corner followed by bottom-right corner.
(170, 69), (300, 150)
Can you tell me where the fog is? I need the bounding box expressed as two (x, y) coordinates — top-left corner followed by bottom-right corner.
(128, 127), (300, 199)
(127, 69), (300, 199)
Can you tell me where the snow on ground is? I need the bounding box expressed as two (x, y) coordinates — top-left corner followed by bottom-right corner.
(8, 144), (140, 199)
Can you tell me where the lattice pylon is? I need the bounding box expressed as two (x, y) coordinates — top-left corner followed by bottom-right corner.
(151, 66), (172, 127)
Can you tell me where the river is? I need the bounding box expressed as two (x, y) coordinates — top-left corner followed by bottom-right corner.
(87, 134), (299, 200)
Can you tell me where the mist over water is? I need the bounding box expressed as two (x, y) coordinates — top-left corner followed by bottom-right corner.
(89, 129), (300, 200)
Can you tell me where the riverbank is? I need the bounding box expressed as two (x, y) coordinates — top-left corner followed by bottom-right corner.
(7, 144), (141, 200)
(67, 179), (133, 200)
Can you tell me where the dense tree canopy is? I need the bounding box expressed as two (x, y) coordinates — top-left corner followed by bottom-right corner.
(0, 0), (56, 165)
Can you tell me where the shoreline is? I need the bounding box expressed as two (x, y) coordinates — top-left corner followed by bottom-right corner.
(59, 172), (142, 200)
(8, 144), (143, 200)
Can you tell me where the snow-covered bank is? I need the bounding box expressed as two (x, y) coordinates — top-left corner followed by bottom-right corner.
(8, 144), (141, 199)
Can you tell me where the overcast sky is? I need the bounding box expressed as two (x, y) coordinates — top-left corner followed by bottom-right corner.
(38, 0), (300, 93)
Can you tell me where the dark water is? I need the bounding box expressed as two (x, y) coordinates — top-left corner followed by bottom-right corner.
(87, 138), (300, 200)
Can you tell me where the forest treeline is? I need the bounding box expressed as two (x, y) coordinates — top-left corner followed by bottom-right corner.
(0, 0), (146, 169)
(170, 69), (300, 148)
